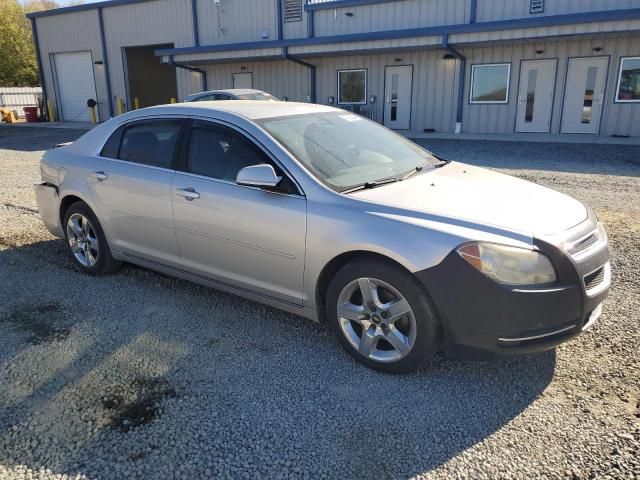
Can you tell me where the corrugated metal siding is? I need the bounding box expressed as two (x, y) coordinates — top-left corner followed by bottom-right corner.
(198, 60), (311, 102)
(460, 36), (640, 136)
(102, 0), (193, 110)
(477, 0), (640, 22)
(288, 35), (440, 55)
(197, 0), (278, 45)
(34, 11), (106, 120)
(451, 19), (640, 44)
(312, 51), (458, 132)
(312, 0), (469, 37)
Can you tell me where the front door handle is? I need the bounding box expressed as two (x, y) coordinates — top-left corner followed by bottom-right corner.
(91, 171), (107, 181)
(176, 188), (200, 201)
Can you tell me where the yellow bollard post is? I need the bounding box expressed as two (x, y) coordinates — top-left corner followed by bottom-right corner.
(133, 97), (140, 110)
(170, 97), (176, 104)
(88, 107), (97, 124)
(46, 99), (56, 122)
(116, 97), (124, 115)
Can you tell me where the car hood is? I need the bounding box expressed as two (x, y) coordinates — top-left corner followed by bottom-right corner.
(351, 162), (587, 236)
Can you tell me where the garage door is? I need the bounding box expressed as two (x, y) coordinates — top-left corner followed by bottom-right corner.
(54, 51), (98, 122)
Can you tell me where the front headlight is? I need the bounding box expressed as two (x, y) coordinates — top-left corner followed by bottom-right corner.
(457, 242), (556, 285)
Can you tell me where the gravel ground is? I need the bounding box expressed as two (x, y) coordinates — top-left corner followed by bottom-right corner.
(0, 126), (638, 480)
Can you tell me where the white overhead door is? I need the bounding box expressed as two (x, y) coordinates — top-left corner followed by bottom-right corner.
(54, 51), (98, 122)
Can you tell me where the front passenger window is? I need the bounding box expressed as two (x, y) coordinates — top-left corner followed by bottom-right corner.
(186, 122), (299, 194)
(118, 120), (182, 169)
(187, 124), (267, 181)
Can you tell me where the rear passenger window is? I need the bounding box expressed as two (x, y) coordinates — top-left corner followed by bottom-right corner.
(118, 120), (182, 168)
(100, 125), (125, 158)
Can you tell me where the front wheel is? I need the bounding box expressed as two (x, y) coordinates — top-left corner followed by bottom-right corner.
(326, 258), (441, 374)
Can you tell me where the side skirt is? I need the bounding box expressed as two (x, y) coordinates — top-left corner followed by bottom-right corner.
(112, 250), (319, 323)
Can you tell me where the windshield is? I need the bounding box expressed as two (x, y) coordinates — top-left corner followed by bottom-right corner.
(237, 92), (278, 101)
(257, 111), (440, 191)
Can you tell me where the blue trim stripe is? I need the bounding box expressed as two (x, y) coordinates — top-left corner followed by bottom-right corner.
(30, 18), (48, 119)
(469, 0), (477, 24)
(155, 7), (640, 57)
(191, 0), (200, 46)
(98, 7), (114, 117)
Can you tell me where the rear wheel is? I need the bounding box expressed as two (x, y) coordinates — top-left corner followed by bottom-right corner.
(63, 201), (121, 275)
(326, 258), (440, 373)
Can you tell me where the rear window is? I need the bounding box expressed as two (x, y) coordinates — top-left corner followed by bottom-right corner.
(106, 120), (182, 168)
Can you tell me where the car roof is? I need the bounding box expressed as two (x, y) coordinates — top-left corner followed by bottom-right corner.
(140, 101), (338, 121)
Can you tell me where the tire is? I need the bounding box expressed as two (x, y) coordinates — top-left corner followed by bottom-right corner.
(63, 201), (121, 275)
(326, 257), (441, 374)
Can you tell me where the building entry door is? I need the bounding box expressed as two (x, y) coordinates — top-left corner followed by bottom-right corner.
(384, 65), (413, 130)
(233, 72), (253, 89)
(561, 57), (609, 134)
(516, 59), (557, 133)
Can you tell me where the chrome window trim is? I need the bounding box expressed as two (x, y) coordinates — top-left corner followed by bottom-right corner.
(172, 169), (305, 200)
(93, 155), (178, 174)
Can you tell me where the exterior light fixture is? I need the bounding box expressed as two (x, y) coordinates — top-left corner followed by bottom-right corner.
(443, 54), (455, 60)
(535, 49), (545, 54)
(593, 46), (603, 52)
(94, 60), (104, 65)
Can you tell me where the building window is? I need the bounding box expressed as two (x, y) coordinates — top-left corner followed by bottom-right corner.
(615, 57), (640, 102)
(470, 64), (511, 104)
(530, 0), (544, 14)
(338, 69), (367, 105)
(283, 0), (302, 22)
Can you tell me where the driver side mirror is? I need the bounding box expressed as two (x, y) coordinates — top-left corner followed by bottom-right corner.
(236, 164), (282, 188)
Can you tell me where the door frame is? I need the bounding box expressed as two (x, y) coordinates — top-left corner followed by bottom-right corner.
(50, 50), (99, 122)
(382, 64), (414, 130)
(559, 55), (611, 135)
(514, 57), (559, 133)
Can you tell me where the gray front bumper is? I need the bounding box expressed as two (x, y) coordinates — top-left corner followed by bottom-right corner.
(34, 182), (64, 238)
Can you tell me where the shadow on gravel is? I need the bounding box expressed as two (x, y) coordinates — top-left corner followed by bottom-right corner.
(0, 126), (87, 152)
(415, 139), (640, 177)
(0, 239), (556, 479)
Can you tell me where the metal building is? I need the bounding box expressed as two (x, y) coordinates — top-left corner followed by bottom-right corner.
(28, 0), (640, 137)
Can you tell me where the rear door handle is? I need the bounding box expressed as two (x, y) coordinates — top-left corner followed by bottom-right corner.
(91, 171), (107, 181)
(176, 188), (200, 200)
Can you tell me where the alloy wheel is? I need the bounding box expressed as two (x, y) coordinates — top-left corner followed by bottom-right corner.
(336, 277), (417, 363)
(66, 213), (99, 267)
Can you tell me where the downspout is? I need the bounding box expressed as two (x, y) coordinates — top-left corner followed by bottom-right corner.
(191, 0), (200, 46)
(169, 56), (208, 92)
(283, 47), (316, 103)
(29, 17), (49, 121)
(442, 34), (466, 134)
(98, 7), (114, 117)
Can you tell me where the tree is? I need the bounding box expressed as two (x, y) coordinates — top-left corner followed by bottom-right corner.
(0, 0), (61, 87)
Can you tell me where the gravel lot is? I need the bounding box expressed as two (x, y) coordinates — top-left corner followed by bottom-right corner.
(0, 125), (639, 480)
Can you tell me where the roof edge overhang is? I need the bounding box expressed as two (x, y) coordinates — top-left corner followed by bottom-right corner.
(153, 7), (640, 57)
(26, 0), (156, 18)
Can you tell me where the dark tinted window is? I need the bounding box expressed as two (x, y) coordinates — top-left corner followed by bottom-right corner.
(195, 94), (231, 101)
(100, 125), (125, 158)
(186, 122), (298, 194)
(118, 120), (182, 168)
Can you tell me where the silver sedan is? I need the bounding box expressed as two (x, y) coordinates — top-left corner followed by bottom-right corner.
(35, 101), (610, 373)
